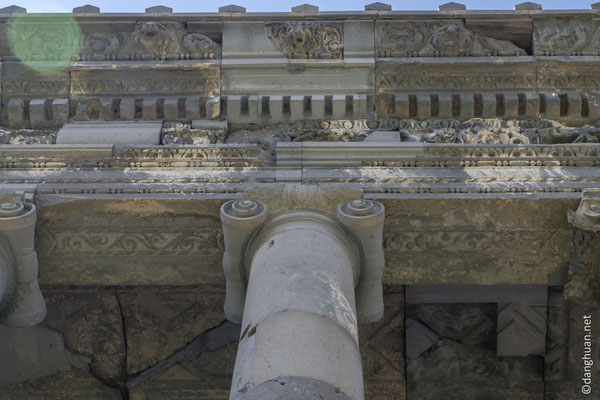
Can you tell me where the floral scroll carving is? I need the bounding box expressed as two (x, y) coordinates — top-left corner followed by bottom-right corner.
(265, 22), (343, 59)
(565, 189), (600, 307)
(79, 21), (221, 61)
(376, 20), (526, 57)
(534, 18), (600, 56)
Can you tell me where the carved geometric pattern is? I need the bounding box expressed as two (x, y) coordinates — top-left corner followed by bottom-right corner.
(545, 288), (569, 381)
(497, 303), (547, 357)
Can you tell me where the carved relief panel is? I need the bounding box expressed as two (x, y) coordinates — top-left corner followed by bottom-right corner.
(264, 22), (343, 59)
(534, 18), (600, 56)
(376, 20), (526, 57)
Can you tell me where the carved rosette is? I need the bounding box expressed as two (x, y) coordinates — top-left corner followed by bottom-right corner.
(534, 18), (600, 56)
(565, 190), (600, 307)
(376, 20), (526, 57)
(265, 22), (343, 59)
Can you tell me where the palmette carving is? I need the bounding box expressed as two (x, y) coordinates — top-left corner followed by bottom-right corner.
(265, 22), (343, 59)
(565, 189), (600, 307)
(534, 18), (600, 56)
(377, 20), (526, 57)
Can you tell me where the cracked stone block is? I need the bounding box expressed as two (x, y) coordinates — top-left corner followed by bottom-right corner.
(41, 287), (126, 385)
(0, 368), (121, 399)
(359, 286), (406, 400)
(129, 341), (237, 400)
(74, 100), (91, 121)
(405, 319), (438, 361)
(0, 324), (90, 385)
(117, 286), (226, 374)
(497, 303), (547, 357)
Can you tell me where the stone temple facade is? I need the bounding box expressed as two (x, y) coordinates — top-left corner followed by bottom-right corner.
(0, 2), (600, 399)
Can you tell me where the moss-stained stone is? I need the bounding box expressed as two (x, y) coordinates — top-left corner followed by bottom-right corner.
(359, 286), (405, 400)
(117, 286), (226, 374)
(382, 197), (577, 285)
(40, 287), (126, 385)
(407, 339), (544, 400)
(35, 199), (225, 286)
(545, 292), (600, 399)
(0, 368), (122, 399)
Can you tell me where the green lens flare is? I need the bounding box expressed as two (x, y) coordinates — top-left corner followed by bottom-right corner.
(7, 14), (83, 73)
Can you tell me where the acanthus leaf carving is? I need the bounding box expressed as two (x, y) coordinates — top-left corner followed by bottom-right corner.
(376, 20), (526, 57)
(79, 21), (221, 62)
(534, 18), (600, 56)
(565, 189), (600, 307)
(265, 22), (343, 59)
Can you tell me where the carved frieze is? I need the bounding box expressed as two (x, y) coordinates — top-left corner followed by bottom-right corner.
(565, 189), (600, 307)
(0, 19), (221, 62)
(376, 20), (526, 57)
(377, 64), (536, 92)
(265, 22), (343, 59)
(80, 21), (221, 62)
(534, 18), (600, 56)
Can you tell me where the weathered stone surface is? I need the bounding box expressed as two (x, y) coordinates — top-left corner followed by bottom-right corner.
(56, 122), (162, 145)
(365, 2), (391, 10)
(291, 3), (319, 13)
(497, 303), (547, 356)
(406, 285), (548, 305)
(41, 287), (126, 384)
(0, 368), (121, 399)
(405, 318), (438, 361)
(408, 303), (496, 345)
(73, 4), (100, 13)
(129, 341), (237, 399)
(36, 199), (225, 286)
(515, 2), (541, 10)
(438, 1), (466, 10)
(0, 324), (90, 385)
(545, 289), (600, 399)
(382, 198), (575, 285)
(219, 4), (246, 12)
(359, 286), (405, 400)
(117, 286), (225, 374)
(0, 5), (26, 13)
(145, 5), (172, 13)
(408, 339), (544, 399)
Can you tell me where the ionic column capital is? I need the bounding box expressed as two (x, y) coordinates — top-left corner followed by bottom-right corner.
(0, 201), (46, 327)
